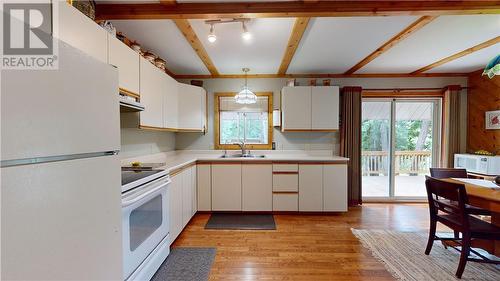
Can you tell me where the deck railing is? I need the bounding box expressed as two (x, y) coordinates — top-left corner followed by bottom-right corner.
(362, 151), (431, 176)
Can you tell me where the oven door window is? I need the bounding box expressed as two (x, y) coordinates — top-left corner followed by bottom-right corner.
(129, 194), (163, 251)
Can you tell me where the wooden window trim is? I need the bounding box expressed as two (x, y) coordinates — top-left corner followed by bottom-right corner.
(214, 92), (273, 150)
(362, 91), (444, 98)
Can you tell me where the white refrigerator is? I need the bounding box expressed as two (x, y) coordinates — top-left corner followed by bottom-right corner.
(1, 40), (123, 280)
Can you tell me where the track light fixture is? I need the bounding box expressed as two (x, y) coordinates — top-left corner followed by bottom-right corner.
(208, 23), (217, 43)
(242, 21), (251, 41)
(205, 18), (251, 43)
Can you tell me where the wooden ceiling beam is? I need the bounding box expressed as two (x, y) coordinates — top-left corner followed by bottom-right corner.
(173, 19), (219, 76)
(344, 16), (436, 74)
(159, 0), (177, 5)
(411, 36), (500, 74)
(278, 17), (310, 75)
(95, 1), (500, 20)
(174, 72), (468, 79)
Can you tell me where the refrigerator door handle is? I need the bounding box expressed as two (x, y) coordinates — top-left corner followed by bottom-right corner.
(0, 151), (119, 168)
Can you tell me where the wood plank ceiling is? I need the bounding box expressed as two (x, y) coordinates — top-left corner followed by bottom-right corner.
(97, 1), (500, 79)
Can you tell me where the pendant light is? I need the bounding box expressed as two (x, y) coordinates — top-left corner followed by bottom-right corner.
(235, 68), (257, 104)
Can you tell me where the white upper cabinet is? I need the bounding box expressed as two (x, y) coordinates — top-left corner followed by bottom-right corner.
(281, 86), (339, 131)
(54, 2), (207, 134)
(281, 86), (312, 131)
(139, 58), (164, 128)
(178, 83), (206, 131)
(163, 75), (179, 129)
(312, 86), (339, 130)
(108, 36), (140, 95)
(54, 2), (108, 63)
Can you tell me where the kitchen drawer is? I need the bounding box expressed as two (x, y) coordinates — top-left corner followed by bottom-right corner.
(273, 194), (298, 211)
(272, 164), (298, 172)
(273, 174), (298, 192)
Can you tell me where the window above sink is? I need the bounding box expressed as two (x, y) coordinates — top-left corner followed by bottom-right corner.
(214, 92), (273, 150)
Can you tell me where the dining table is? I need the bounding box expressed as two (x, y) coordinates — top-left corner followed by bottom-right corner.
(443, 177), (500, 255)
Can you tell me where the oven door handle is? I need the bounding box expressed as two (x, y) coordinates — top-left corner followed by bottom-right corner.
(122, 178), (171, 207)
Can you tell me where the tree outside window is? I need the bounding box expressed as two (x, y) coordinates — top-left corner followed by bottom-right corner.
(215, 92), (273, 150)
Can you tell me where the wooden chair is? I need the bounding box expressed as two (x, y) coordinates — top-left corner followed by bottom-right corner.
(429, 168), (490, 216)
(424, 176), (500, 278)
(430, 168), (468, 179)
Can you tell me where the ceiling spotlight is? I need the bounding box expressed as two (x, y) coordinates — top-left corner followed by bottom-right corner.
(208, 24), (217, 43)
(242, 21), (251, 40)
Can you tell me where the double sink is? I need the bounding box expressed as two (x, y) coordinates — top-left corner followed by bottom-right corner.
(220, 153), (266, 159)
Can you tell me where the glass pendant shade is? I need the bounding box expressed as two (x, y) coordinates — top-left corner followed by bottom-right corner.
(235, 86), (257, 104)
(483, 54), (500, 79)
(235, 68), (257, 104)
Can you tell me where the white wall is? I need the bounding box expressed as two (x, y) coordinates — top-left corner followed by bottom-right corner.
(119, 112), (176, 159)
(120, 128), (176, 159)
(176, 76), (468, 154)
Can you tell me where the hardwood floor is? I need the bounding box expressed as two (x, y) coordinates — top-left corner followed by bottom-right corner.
(172, 204), (433, 280)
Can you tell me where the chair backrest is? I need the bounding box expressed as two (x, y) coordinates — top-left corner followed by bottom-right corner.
(425, 176), (469, 227)
(429, 168), (468, 179)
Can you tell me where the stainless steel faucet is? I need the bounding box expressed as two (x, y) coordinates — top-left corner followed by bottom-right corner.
(234, 140), (248, 156)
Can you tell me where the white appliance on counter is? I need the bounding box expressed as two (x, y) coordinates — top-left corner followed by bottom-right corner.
(454, 154), (500, 176)
(1, 41), (123, 280)
(121, 169), (171, 281)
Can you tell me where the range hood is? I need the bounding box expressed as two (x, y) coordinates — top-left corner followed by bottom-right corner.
(119, 92), (144, 112)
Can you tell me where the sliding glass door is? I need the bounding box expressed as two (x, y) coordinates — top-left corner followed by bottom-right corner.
(361, 101), (392, 197)
(362, 98), (441, 200)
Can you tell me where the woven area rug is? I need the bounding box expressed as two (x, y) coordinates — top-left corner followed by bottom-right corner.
(352, 229), (500, 281)
(151, 247), (216, 281)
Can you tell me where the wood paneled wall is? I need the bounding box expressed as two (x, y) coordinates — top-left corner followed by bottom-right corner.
(467, 70), (500, 154)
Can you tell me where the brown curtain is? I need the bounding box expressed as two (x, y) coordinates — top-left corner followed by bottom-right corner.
(441, 85), (462, 168)
(340, 86), (362, 206)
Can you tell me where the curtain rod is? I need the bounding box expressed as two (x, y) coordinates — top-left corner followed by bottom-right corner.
(362, 87), (470, 92)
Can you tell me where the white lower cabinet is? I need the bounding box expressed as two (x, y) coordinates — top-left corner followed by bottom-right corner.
(181, 167), (193, 227)
(298, 165), (323, 211)
(273, 174), (299, 192)
(298, 164), (348, 212)
(242, 164), (272, 211)
(323, 165), (348, 212)
(211, 164), (242, 211)
(197, 164), (211, 211)
(169, 165), (198, 245)
(273, 194), (298, 211)
(197, 162), (347, 213)
(169, 173), (183, 244)
(191, 166), (197, 216)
